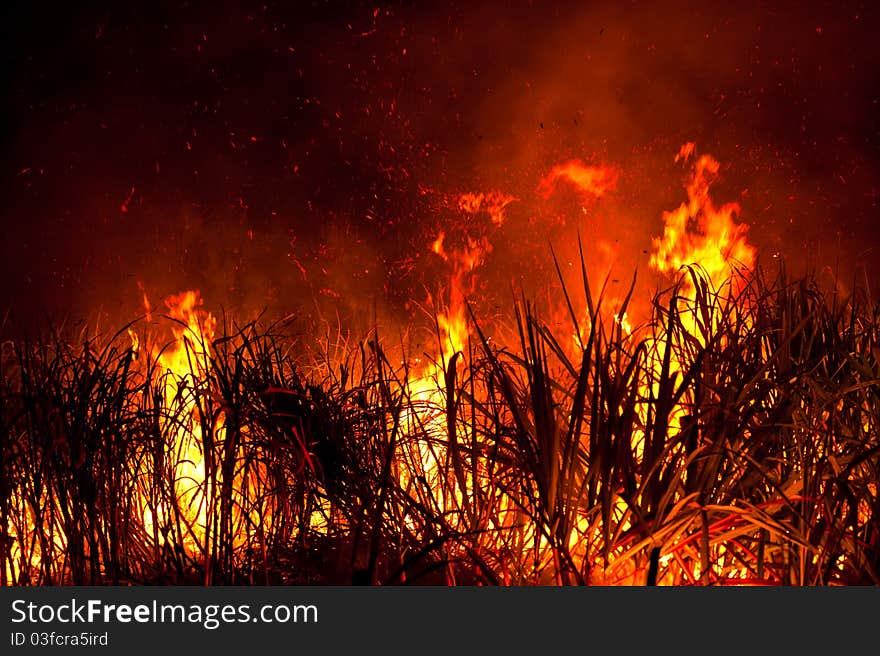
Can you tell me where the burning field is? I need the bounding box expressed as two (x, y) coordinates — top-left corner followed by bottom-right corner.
(1, 1), (879, 585)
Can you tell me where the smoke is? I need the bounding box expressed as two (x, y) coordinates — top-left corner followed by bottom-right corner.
(1, 0), (877, 333)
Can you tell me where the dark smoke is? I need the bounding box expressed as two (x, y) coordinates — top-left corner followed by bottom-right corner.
(1, 0), (878, 333)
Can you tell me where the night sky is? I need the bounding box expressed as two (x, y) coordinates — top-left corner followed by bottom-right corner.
(2, 0), (878, 333)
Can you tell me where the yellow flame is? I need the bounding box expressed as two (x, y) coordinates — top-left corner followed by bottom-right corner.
(650, 143), (755, 290)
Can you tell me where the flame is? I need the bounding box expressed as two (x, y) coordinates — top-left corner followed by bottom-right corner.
(457, 191), (518, 226)
(650, 143), (756, 289)
(399, 190), (514, 524)
(11, 141), (868, 587)
(634, 145), (759, 584)
(538, 160), (618, 200)
(403, 225), (484, 505)
(137, 291), (271, 562)
(430, 233), (486, 355)
(142, 291), (216, 554)
(406, 147), (759, 582)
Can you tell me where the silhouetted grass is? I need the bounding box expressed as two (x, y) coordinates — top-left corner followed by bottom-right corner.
(0, 263), (877, 585)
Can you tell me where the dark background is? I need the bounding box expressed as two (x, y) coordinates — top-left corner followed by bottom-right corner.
(1, 0), (878, 332)
(1, 587), (877, 655)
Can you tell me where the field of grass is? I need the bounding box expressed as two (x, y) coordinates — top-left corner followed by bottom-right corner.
(1, 262), (878, 585)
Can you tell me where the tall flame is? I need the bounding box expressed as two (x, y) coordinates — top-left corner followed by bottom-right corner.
(143, 291), (215, 554)
(650, 143), (755, 289)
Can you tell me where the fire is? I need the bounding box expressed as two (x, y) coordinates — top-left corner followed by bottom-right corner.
(403, 145), (761, 583)
(136, 290), (276, 570)
(401, 223), (490, 510)
(7, 138), (875, 587)
(141, 291), (215, 555)
(428, 190), (514, 362)
(457, 191), (518, 226)
(632, 144), (762, 584)
(429, 230), (486, 359)
(538, 160), (618, 200)
(650, 143), (756, 291)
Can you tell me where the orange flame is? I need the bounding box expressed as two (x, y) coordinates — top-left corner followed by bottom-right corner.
(650, 143), (755, 288)
(538, 160), (618, 199)
(457, 190), (518, 226)
(139, 291), (217, 556)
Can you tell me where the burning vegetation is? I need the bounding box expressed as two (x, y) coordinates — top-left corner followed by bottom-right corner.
(1, 1), (879, 587)
(1, 142), (878, 586)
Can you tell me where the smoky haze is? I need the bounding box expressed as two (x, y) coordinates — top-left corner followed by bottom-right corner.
(1, 0), (878, 334)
